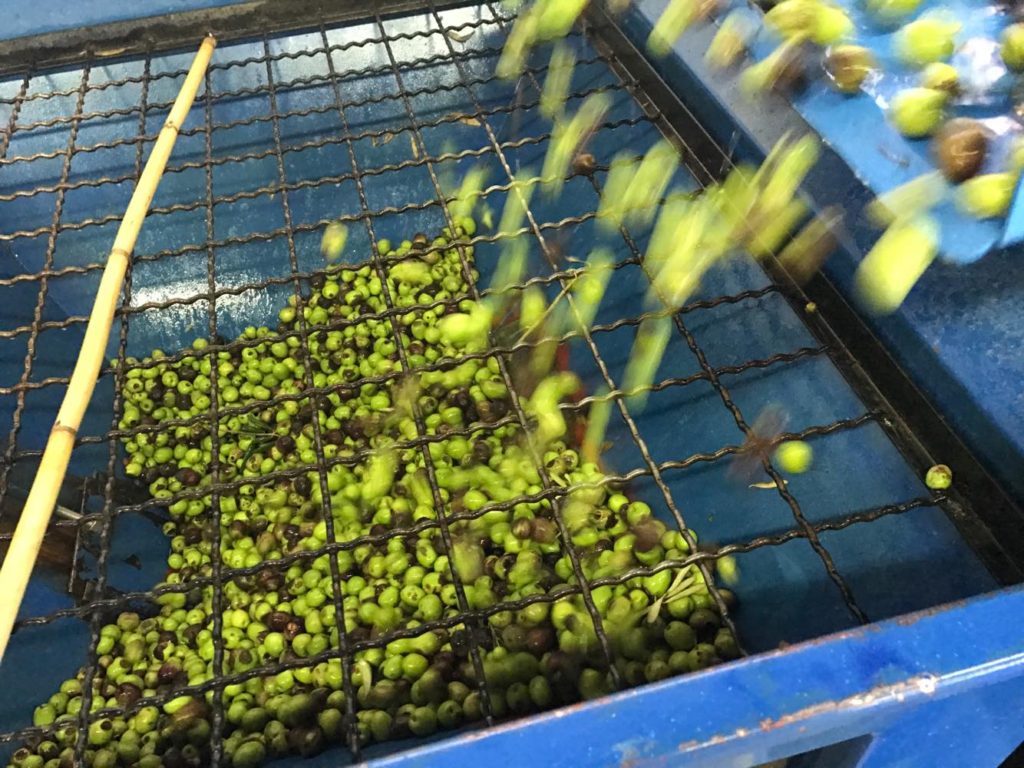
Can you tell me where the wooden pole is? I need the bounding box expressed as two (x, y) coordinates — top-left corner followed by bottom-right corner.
(0, 34), (217, 663)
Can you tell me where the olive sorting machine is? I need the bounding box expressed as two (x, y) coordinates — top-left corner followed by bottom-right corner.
(0, 1), (1023, 766)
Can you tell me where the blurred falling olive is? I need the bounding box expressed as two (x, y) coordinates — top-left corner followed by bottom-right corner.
(777, 206), (844, 284)
(920, 62), (960, 96)
(823, 45), (875, 93)
(932, 118), (988, 183)
(774, 42), (812, 93)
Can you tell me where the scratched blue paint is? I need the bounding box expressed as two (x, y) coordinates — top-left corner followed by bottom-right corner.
(0, 2), (1019, 766)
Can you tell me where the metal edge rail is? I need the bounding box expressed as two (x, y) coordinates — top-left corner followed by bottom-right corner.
(365, 584), (1024, 767)
(582, 2), (1024, 586)
(0, 0), (464, 76)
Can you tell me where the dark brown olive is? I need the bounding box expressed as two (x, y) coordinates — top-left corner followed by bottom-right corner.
(292, 475), (312, 496)
(768, 42), (811, 94)
(526, 626), (556, 655)
(692, 0), (722, 21)
(467, 441), (490, 466)
(257, 568), (283, 591)
(511, 518), (534, 540)
(573, 152), (597, 176)
(933, 118), (989, 183)
(265, 611), (293, 631)
(823, 44), (875, 94)
(163, 747), (187, 768)
(157, 662), (182, 685)
(176, 468), (200, 487)
(777, 206), (843, 285)
(632, 520), (662, 552)
(115, 682), (142, 708)
(531, 517), (558, 544)
(283, 620), (304, 641)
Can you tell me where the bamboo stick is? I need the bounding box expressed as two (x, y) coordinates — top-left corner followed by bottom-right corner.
(0, 34), (217, 664)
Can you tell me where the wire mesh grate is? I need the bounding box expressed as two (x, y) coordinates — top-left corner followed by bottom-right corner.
(0, 2), (1004, 766)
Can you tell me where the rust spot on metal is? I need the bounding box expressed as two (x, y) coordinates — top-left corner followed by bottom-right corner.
(676, 733), (729, 755)
(758, 674), (940, 733)
(894, 596), (970, 626)
(674, 674), (940, 755)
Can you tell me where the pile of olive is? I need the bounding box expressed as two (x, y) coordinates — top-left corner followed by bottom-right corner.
(9, 223), (736, 768)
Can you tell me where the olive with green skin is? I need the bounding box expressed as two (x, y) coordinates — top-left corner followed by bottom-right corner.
(889, 88), (946, 138)
(664, 621), (698, 652)
(232, 739), (267, 768)
(925, 464), (953, 490)
(408, 706), (437, 737)
(958, 173), (1017, 219)
(895, 17), (960, 68)
(868, 0), (922, 20)
(1003, 23), (1024, 72)
(921, 62), (959, 96)
(687, 643), (721, 671)
(715, 630), (742, 660)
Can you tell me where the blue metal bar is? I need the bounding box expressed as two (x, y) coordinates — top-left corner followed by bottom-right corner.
(2, 1), (249, 41)
(368, 587), (1024, 767)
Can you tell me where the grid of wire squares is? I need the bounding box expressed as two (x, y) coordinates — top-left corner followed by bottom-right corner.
(0, 0), (991, 764)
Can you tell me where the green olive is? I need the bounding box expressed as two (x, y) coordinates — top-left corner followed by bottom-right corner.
(920, 62), (959, 96)
(958, 173), (1017, 219)
(1003, 23), (1024, 72)
(895, 17), (960, 68)
(865, 0), (922, 22)
(889, 88), (946, 138)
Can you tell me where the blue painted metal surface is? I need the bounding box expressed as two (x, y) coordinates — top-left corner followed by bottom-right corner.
(0, 2), (1020, 767)
(720, 0), (1021, 264)
(627, 0), (1024, 507)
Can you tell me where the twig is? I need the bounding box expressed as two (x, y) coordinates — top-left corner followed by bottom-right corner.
(0, 35), (218, 663)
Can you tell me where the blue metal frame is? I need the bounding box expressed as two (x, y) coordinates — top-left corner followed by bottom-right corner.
(1, 1), (250, 42)
(367, 586), (1024, 767)
(0, 3), (1022, 766)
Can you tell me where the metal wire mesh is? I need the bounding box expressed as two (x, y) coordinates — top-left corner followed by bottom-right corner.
(0, 2), (999, 766)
